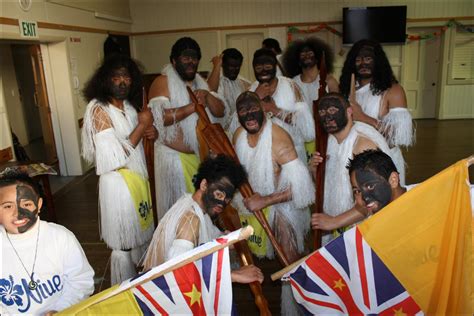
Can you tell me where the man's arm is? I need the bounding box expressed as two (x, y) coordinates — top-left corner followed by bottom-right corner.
(207, 55), (222, 92)
(49, 230), (95, 312)
(243, 126), (299, 211)
(385, 83), (408, 111)
(167, 211), (200, 260)
(148, 75), (196, 126)
(231, 264), (264, 284)
(128, 107), (153, 147)
(381, 84), (414, 147)
(195, 89), (225, 118)
(311, 206), (365, 231)
(327, 75), (340, 93)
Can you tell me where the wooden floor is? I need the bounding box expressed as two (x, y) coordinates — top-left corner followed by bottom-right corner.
(48, 119), (473, 315)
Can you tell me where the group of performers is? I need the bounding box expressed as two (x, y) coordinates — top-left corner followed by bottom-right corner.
(1, 35), (417, 315)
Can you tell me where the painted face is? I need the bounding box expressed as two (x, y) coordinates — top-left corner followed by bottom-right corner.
(352, 169), (392, 215)
(318, 98), (348, 134)
(174, 49), (200, 81)
(0, 184), (41, 234)
(253, 55), (277, 83)
(202, 178), (235, 219)
(298, 46), (317, 69)
(222, 58), (242, 80)
(355, 47), (375, 80)
(237, 100), (265, 134)
(110, 67), (131, 100)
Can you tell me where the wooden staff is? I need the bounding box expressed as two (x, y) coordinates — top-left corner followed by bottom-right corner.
(141, 87), (158, 228)
(189, 87), (294, 315)
(312, 52), (329, 250)
(188, 87), (289, 265)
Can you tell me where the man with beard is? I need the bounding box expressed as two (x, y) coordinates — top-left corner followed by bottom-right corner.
(148, 37), (225, 221)
(230, 48), (314, 163)
(339, 39), (414, 185)
(0, 171), (94, 315)
(142, 155), (263, 285)
(309, 93), (398, 244)
(282, 37), (339, 109)
(233, 91), (314, 315)
(207, 48), (251, 130)
(82, 55), (156, 284)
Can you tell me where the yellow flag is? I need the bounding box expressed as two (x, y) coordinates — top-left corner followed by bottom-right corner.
(240, 207), (271, 257)
(118, 169), (153, 230)
(359, 159), (472, 314)
(179, 152), (200, 193)
(58, 285), (142, 315)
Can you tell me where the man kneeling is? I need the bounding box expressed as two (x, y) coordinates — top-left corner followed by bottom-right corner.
(143, 155), (263, 284)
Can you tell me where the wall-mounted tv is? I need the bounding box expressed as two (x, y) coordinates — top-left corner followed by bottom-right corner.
(343, 6), (407, 45)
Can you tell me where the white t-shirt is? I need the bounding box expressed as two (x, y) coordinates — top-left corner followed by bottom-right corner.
(1, 220), (94, 315)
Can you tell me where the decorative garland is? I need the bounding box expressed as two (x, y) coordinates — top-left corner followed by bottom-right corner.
(287, 24), (342, 42)
(287, 19), (473, 43)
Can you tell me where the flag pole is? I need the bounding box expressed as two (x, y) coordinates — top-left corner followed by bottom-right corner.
(271, 252), (313, 281)
(467, 155), (474, 167)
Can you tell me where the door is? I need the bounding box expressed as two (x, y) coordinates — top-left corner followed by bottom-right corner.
(29, 45), (58, 164)
(402, 27), (441, 119)
(226, 33), (264, 82)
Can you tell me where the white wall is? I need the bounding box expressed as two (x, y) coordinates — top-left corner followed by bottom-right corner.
(438, 27), (474, 119)
(130, 0), (473, 120)
(130, 0), (472, 33)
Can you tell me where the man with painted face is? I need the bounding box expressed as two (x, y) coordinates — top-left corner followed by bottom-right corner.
(232, 91), (314, 315)
(0, 171), (94, 315)
(82, 54), (155, 284)
(349, 150), (406, 216)
(282, 37), (339, 109)
(309, 93), (399, 244)
(142, 155), (264, 285)
(262, 38), (285, 76)
(207, 48), (251, 130)
(229, 48), (314, 163)
(340, 39), (414, 185)
(148, 37), (225, 221)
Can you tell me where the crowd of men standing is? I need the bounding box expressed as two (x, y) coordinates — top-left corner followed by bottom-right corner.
(0, 34), (416, 315)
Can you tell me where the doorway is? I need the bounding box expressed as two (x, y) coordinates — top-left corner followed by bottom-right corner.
(403, 27), (442, 119)
(226, 32), (265, 82)
(9, 44), (58, 165)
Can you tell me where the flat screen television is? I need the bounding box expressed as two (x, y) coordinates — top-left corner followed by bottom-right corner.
(343, 6), (407, 45)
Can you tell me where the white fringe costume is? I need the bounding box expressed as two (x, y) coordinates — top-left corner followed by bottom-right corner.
(235, 119), (314, 316)
(234, 119), (315, 258)
(229, 76), (315, 162)
(293, 74), (328, 115)
(218, 74), (251, 130)
(82, 99), (154, 284)
(149, 64), (224, 221)
(142, 194), (221, 268)
(356, 83), (415, 184)
(323, 122), (400, 245)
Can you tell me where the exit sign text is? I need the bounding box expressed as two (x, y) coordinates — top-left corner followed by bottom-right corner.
(19, 20), (39, 39)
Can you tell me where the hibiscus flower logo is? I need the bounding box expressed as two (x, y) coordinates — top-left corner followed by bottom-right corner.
(0, 275), (24, 307)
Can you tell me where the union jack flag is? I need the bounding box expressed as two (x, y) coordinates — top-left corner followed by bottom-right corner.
(288, 227), (423, 315)
(132, 239), (232, 315)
